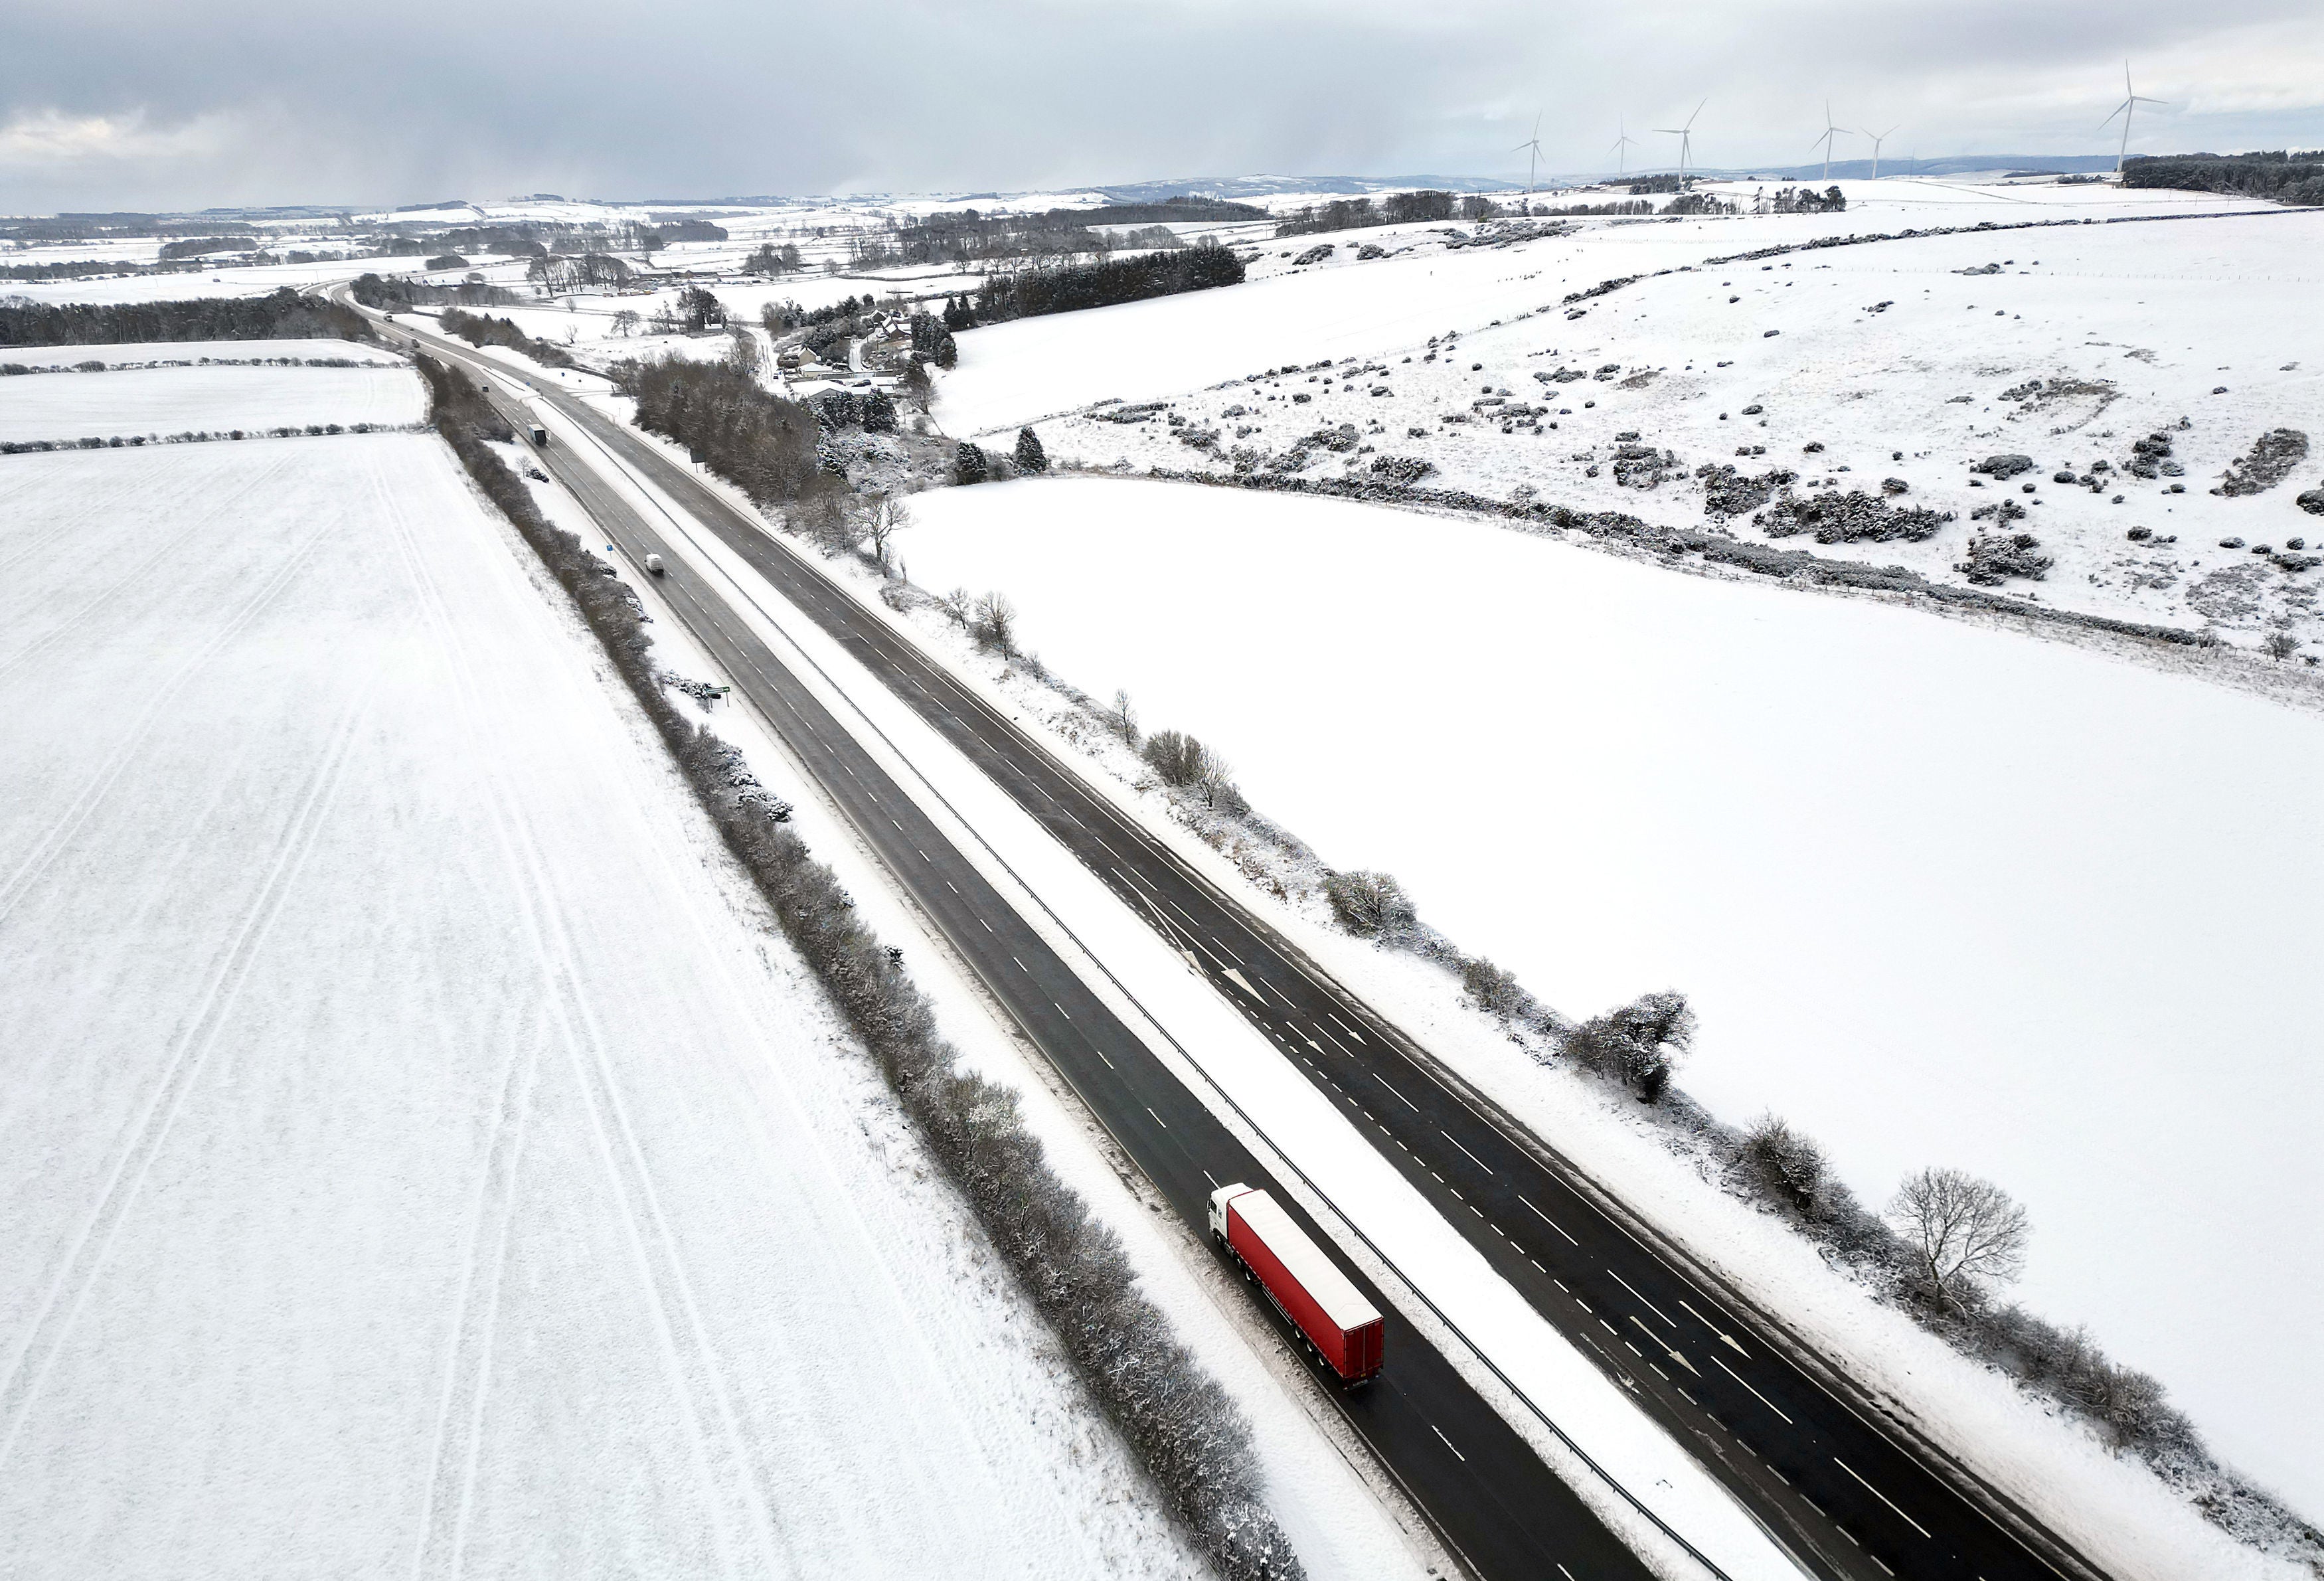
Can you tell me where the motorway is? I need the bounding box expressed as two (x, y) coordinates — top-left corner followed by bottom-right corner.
(363, 297), (2107, 1581)
(362, 306), (1666, 1581)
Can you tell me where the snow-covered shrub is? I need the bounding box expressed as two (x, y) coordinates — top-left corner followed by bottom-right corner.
(1562, 991), (1694, 1102)
(2216, 428), (2308, 495)
(1956, 531), (2053, 585)
(1013, 426), (1048, 474)
(1460, 956), (1531, 1020)
(1141, 729), (1210, 788)
(1758, 488), (1952, 544)
(1323, 871), (1416, 940)
(1368, 454), (1436, 483)
(952, 441), (990, 485)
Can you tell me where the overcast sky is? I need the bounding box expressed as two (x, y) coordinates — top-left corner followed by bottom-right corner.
(4, 0), (2321, 212)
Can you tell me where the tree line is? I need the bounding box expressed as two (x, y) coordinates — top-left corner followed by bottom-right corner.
(0, 287), (370, 349)
(2123, 151), (2324, 206)
(857, 197), (1262, 268)
(351, 272), (521, 309)
(436, 307), (577, 367)
(621, 355), (831, 507)
(1274, 190), (1473, 237)
(968, 244), (1244, 324)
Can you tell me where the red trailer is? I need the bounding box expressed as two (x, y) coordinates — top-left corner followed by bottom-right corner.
(1210, 1184), (1384, 1383)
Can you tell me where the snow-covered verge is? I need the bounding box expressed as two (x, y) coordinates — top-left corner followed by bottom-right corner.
(887, 475), (2323, 1568)
(0, 434), (1214, 1580)
(0, 337), (408, 369)
(0, 361), (425, 443)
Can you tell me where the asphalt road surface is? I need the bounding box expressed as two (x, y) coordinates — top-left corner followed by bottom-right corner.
(363, 299), (2106, 1581)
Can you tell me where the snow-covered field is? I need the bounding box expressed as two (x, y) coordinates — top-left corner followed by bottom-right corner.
(0, 434), (1209, 1578)
(896, 473), (2324, 1521)
(1, 253), (438, 305)
(0, 361), (424, 442)
(944, 180), (2323, 655)
(1, 337), (408, 370)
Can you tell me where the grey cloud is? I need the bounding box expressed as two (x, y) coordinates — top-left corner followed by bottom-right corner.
(1, 0), (2319, 211)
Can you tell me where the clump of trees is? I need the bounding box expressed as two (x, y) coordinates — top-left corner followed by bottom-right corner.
(527, 252), (632, 293)
(157, 236), (250, 260)
(351, 272), (521, 309)
(1141, 730), (1246, 812)
(1276, 190), (1459, 237)
(744, 241), (806, 274)
(1561, 991), (1694, 1101)
(852, 197), (1263, 268)
(625, 355), (829, 507)
(2124, 151), (2324, 206)
(1768, 185), (1848, 214)
(418, 357), (1297, 1581)
(438, 307), (577, 368)
(910, 311), (959, 369)
(0, 288), (371, 349)
(971, 244), (1243, 324)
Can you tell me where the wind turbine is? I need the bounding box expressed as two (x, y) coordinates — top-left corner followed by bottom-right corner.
(1513, 112), (1544, 193)
(1655, 100), (1706, 186)
(2100, 64), (2167, 175)
(1608, 115), (1640, 177)
(1862, 124), (1900, 181)
(1810, 101), (1851, 182)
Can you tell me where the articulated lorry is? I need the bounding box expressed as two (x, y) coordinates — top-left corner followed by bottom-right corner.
(1209, 1184), (1384, 1383)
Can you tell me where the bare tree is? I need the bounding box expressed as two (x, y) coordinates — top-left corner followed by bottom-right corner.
(1106, 689), (1139, 746)
(726, 325), (762, 378)
(798, 493), (861, 558)
(973, 592), (1017, 655)
(940, 586), (973, 627)
(1888, 1167), (2029, 1308)
(2262, 631), (2299, 662)
(610, 308), (641, 337)
(1197, 754), (1244, 812)
(863, 493), (913, 574)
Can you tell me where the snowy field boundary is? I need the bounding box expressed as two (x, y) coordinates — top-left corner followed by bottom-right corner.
(0, 353), (384, 374)
(873, 479), (2323, 1573)
(414, 361), (1301, 1581)
(1, 422), (424, 455)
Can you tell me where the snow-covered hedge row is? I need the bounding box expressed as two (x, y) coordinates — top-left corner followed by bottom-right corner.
(418, 359), (1299, 1581)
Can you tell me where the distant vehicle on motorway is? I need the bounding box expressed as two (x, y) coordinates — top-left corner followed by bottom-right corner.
(528, 424), (548, 446)
(1210, 1183), (1383, 1383)
(643, 553), (666, 576)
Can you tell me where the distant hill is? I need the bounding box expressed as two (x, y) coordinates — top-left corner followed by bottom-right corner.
(1092, 173), (1526, 203)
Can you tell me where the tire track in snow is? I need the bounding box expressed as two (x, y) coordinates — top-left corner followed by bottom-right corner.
(0, 676), (374, 1472)
(376, 446), (791, 1580)
(0, 489), (338, 930)
(0, 444), (294, 679)
(408, 1018), (546, 1581)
